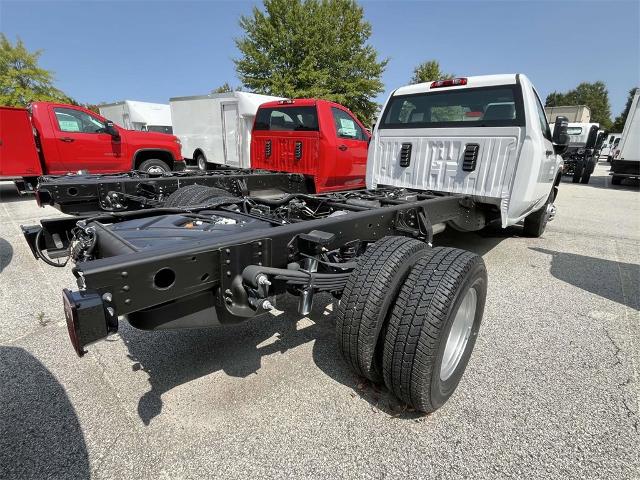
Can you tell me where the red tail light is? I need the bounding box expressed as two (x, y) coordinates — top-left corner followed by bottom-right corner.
(431, 78), (468, 88)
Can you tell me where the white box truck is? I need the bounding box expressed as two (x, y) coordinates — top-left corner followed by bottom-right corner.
(611, 88), (640, 184)
(544, 105), (591, 123)
(98, 101), (173, 134)
(170, 92), (283, 170)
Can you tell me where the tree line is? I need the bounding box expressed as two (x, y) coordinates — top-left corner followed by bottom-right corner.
(1, 0), (637, 129)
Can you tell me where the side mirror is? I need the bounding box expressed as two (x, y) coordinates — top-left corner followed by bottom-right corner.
(585, 125), (599, 150)
(105, 121), (119, 138)
(552, 116), (569, 154)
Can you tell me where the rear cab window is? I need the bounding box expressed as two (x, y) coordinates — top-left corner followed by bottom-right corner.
(254, 106), (319, 131)
(380, 85), (525, 129)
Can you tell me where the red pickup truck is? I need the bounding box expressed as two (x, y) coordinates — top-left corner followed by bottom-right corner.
(251, 99), (369, 192)
(0, 102), (184, 190)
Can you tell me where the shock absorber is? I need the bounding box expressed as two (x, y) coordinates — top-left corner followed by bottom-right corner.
(298, 257), (318, 316)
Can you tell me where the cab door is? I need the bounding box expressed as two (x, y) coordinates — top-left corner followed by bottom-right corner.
(50, 106), (123, 173)
(532, 90), (558, 200)
(329, 106), (368, 189)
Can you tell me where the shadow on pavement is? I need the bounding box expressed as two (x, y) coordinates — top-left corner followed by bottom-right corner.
(559, 164), (640, 191)
(0, 346), (90, 480)
(121, 228), (517, 424)
(433, 224), (514, 257)
(0, 237), (12, 272)
(0, 182), (25, 203)
(122, 293), (424, 425)
(531, 247), (640, 311)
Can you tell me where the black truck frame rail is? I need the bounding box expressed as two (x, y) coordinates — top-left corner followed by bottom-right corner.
(34, 169), (312, 215)
(22, 190), (468, 357)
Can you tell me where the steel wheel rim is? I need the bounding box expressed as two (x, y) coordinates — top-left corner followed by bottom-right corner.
(198, 156), (206, 170)
(147, 166), (165, 174)
(440, 287), (477, 381)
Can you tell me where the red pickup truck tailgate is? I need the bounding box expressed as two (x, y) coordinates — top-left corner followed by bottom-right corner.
(252, 131), (320, 177)
(0, 107), (42, 177)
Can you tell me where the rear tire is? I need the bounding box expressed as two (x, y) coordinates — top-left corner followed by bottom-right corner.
(163, 184), (237, 207)
(196, 154), (208, 171)
(336, 236), (430, 383)
(382, 247), (487, 413)
(523, 190), (553, 238)
(572, 164), (583, 183)
(611, 175), (623, 186)
(138, 158), (171, 174)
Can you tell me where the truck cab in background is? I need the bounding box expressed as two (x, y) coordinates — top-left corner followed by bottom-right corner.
(0, 102), (184, 190)
(551, 121), (600, 183)
(368, 74), (567, 235)
(601, 133), (621, 161)
(251, 99), (370, 193)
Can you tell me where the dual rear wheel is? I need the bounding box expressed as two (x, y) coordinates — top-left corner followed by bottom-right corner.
(336, 236), (487, 413)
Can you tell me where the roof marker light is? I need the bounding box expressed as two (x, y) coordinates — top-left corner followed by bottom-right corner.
(278, 99), (295, 104)
(431, 78), (468, 88)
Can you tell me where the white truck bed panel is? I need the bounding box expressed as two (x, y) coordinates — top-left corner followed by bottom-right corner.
(367, 128), (521, 204)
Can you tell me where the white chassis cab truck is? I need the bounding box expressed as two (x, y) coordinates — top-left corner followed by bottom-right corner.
(368, 74), (567, 236)
(23, 74), (570, 414)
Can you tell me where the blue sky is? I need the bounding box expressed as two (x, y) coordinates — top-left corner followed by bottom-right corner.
(1, 0), (638, 116)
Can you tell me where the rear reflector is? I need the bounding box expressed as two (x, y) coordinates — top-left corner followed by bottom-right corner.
(63, 289), (117, 357)
(431, 78), (468, 88)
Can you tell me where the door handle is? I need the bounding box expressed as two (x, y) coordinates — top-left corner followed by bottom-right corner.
(546, 150), (553, 156)
(60, 137), (74, 143)
(338, 144), (348, 151)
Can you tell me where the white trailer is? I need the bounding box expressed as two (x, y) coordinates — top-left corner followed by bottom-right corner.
(544, 105), (591, 123)
(98, 101), (172, 133)
(170, 92), (283, 170)
(611, 89), (640, 184)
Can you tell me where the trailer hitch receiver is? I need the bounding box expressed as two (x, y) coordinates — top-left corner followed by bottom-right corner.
(63, 289), (118, 357)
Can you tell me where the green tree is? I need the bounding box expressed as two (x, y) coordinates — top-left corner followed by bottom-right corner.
(545, 81), (612, 129)
(211, 82), (243, 94)
(610, 87), (638, 132)
(410, 60), (453, 84)
(234, 0), (387, 124)
(0, 34), (74, 107)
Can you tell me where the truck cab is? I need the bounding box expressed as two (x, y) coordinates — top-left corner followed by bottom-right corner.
(251, 99), (370, 193)
(368, 74), (567, 230)
(0, 102), (184, 187)
(556, 122), (600, 183)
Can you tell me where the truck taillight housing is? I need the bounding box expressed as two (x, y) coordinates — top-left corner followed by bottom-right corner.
(431, 78), (468, 88)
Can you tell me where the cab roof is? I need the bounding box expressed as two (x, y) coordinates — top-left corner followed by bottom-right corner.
(257, 98), (347, 109)
(393, 74), (522, 97)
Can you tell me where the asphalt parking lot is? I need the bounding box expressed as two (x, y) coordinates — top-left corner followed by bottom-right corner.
(0, 162), (638, 479)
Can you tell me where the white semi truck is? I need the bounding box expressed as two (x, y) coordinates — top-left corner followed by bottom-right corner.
(98, 100), (173, 134)
(170, 91), (283, 171)
(611, 89), (640, 185)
